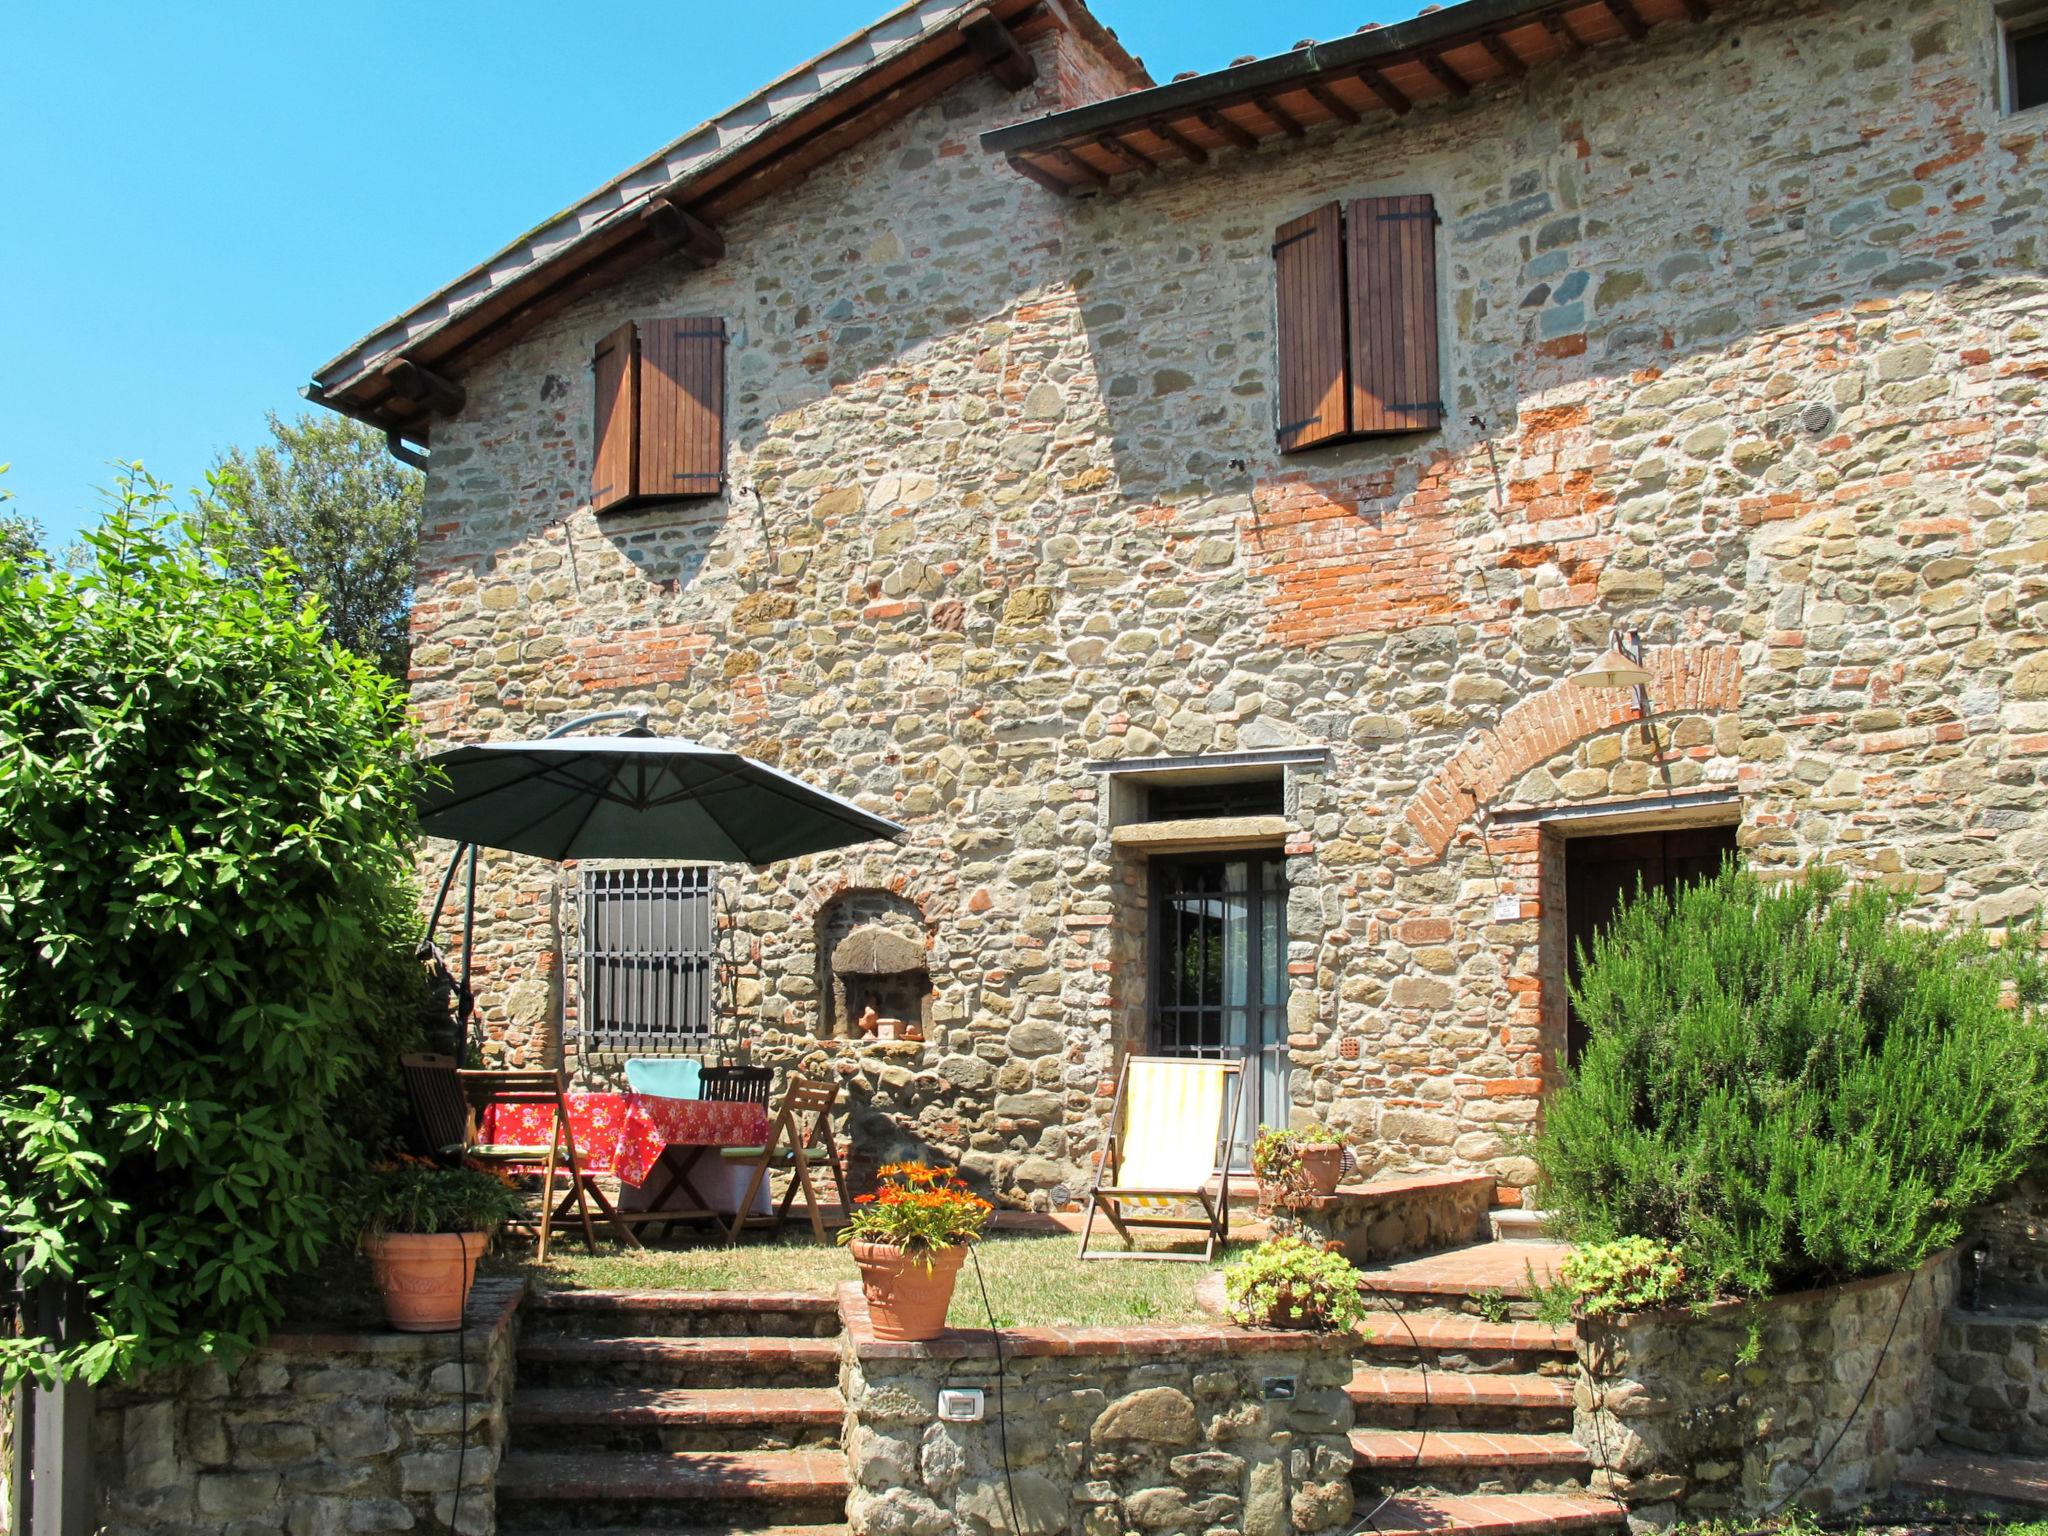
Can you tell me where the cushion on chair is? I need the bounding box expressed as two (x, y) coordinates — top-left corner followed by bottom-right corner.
(624, 1058), (704, 1099)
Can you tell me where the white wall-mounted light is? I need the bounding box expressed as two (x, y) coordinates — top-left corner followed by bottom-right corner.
(1572, 629), (1653, 717)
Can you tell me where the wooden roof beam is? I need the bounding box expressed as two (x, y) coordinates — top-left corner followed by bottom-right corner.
(1253, 94), (1307, 138)
(1198, 107), (1261, 151)
(1544, 11), (1586, 56)
(1047, 146), (1110, 187)
(1008, 152), (1076, 195)
(640, 197), (725, 267)
(1152, 120), (1209, 164)
(957, 6), (1038, 92)
(1303, 80), (1362, 125)
(1421, 52), (1472, 97)
(379, 358), (465, 419)
(1097, 134), (1156, 172)
(1603, 0), (1650, 42)
(1355, 66), (1413, 115)
(1480, 32), (1529, 77)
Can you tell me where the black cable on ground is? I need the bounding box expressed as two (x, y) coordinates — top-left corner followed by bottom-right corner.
(967, 1243), (1022, 1536)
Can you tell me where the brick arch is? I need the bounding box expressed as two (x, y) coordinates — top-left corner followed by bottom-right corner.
(789, 864), (955, 927)
(1402, 643), (1743, 858)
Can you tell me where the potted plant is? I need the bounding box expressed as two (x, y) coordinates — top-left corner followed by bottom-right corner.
(1252, 1125), (1347, 1206)
(1223, 1235), (1369, 1332)
(838, 1161), (993, 1341)
(353, 1157), (523, 1333)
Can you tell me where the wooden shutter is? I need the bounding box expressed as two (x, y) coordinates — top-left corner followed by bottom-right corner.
(1346, 193), (1442, 435)
(591, 321), (638, 512)
(1273, 202), (1349, 453)
(638, 316), (727, 500)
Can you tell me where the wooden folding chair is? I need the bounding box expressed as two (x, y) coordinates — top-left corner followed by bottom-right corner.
(1078, 1055), (1243, 1263)
(700, 1065), (775, 1107)
(721, 1076), (850, 1244)
(457, 1069), (613, 1261)
(401, 1053), (468, 1160)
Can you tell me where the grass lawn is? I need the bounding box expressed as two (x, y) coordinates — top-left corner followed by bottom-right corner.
(502, 1232), (1252, 1330)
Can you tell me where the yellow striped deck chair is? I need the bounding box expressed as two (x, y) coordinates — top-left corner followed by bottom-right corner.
(1079, 1055), (1243, 1262)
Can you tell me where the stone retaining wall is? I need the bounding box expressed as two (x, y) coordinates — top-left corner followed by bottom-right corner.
(92, 1277), (523, 1536)
(1968, 1170), (2048, 1302)
(1288, 1174), (1492, 1266)
(1933, 1302), (2048, 1458)
(839, 1283), (1355, 1536)
(1574, 1252), (1957, 1529)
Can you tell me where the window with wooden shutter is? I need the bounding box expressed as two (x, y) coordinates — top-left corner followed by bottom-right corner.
(591, 321), (638, 512)
(1273, 202), (1349, 452)
(1271, 193), (1442, 451)
(589, 317), (727, 511)
(638, 317), (727, 500)
(1347, 194), (1442, 436)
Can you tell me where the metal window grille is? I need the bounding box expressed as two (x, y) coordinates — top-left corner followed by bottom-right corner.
(577, 866), (716, 1053)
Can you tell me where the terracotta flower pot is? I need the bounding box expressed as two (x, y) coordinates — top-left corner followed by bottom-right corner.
(850, 1240), (965, 1341)
(364, 1231), (488, 1333)
(1298, 1144), (1344, 1198)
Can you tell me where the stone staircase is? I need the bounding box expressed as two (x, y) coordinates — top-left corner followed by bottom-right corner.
(497, 1289), (850, 1535)
(1346, 1242), (1625, 1536)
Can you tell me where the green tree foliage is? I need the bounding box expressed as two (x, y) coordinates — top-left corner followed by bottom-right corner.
(1536, 864), (2048, 1302)
(200, 413), (423, 679)
(0, 469), (428, 1384)
(0, 464), (42, 563)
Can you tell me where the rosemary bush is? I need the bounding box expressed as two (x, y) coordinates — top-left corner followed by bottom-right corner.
(1536, 863), (2048, 1302)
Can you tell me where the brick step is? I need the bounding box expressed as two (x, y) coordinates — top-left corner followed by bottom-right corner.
(512, 1387), (845, 1452)
(1348, 1368), (1574, 1433)
(1356, 1314), (1575, 1375)
(495, 1449), (849, 1528)
(1358, 1243), (1568, 1322)
(516, 1335), (842, 1391)
(1362, 1492), (1624, 1536)
(527, 1289), (841, 1339)
(1899, 1451), (2048, 1514)
(1351, 1430), (1593, 1495)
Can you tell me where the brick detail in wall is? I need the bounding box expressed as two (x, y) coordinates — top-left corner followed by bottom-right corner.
(1404, 643), (1743, 858)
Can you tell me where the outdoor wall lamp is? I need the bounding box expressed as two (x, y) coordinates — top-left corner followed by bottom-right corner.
(1572, 627), (1653, 719)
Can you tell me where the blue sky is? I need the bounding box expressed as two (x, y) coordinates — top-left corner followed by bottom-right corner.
(4, 0), (1419, 546)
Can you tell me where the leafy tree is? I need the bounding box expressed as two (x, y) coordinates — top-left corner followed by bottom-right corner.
(0, 468), (428, 1384)
(0, 463), (42, 563)
(1536, 863), (2048, 1303)
(200, 412), (423, 679)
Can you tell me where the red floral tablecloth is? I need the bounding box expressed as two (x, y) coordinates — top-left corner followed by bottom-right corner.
(482, 1091), (771, 1187)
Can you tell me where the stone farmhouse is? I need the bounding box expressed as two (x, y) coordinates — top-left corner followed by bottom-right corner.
(309, 0), (2048, 1209)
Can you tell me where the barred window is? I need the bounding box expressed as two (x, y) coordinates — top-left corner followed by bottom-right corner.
(578, 866), (716, 1053)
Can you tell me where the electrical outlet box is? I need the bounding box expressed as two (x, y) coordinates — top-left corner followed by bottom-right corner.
(1260, 1376), (1296, 1401)
(937, 1388), (985, 1423)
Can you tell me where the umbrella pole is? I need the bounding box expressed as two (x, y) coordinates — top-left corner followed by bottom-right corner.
(459, 843), (479, 1061)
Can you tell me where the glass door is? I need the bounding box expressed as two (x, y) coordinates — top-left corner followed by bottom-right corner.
(1149, 853), (1290, 1166)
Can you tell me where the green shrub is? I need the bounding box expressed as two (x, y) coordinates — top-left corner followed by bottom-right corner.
(1536, 863), (2048, 1302)
(1559, 1238), (1690, 1318)
(349, 1160), (523, 1238)
(0, 472), (427, 1384)
(1223, 1236), (1368, 1332)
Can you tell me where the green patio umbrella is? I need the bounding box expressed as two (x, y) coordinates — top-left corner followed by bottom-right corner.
(415, 729), (904, 864)
(414, 711), (903, 1051)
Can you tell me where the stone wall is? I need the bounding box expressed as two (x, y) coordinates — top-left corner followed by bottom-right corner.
(839, 1284), (1355, 1536)
(1574, 1253), (1957, 1528)
(92, 1278), (522, 1536)
(408, 0), (2048, 1208)
(1933, 1302), (2048, 1458)
(1967, 1168), (2048, 1301)
(1288, 1173), (1493, 1266)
